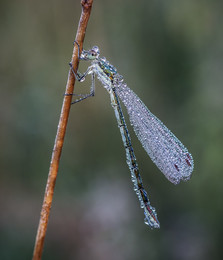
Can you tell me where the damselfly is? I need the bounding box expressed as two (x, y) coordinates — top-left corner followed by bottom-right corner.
(68, 42), (194, 228)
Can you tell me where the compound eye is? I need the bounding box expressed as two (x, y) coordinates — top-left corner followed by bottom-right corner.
(92, 46), (100, 55)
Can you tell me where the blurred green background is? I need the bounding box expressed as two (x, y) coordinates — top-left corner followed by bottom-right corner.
(1, 0), (223, 259)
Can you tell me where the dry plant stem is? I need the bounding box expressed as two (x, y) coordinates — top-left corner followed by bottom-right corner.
(32, 1), (93, 259)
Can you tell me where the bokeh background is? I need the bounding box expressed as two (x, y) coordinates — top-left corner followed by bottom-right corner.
(1, 0), (223, 259)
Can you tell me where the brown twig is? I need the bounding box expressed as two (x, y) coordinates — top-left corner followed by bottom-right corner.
(32, 1), (93, 259)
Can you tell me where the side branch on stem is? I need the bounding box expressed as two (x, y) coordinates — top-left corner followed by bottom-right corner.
(32, 1), (94, 259)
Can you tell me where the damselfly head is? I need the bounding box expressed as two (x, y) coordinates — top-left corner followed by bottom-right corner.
(80, 46), (100, 60)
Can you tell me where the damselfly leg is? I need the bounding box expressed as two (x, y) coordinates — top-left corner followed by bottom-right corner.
(65, 62), (95, 104)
